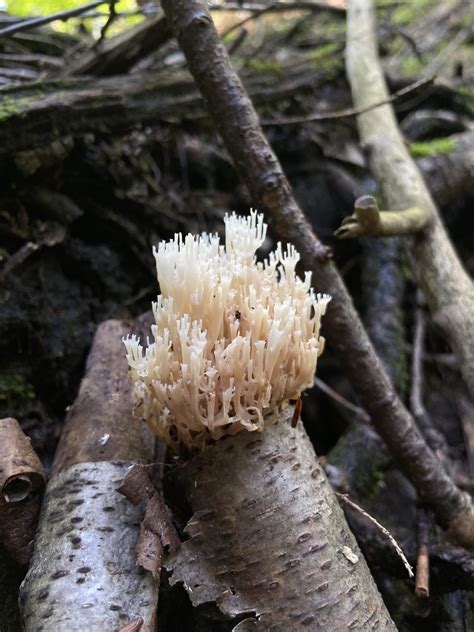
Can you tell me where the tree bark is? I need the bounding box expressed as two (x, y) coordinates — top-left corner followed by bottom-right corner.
(20, 320), (159, 632)
(166, 408), (396, 630)
(346, 0), (474, 399)
(160, 0), (474, 547)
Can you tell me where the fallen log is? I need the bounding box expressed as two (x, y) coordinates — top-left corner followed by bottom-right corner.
(0, 66), (320, 155)
(20, 319), (159, 632)
(165, 410), (396, 630)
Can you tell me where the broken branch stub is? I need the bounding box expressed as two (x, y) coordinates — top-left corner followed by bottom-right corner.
(334, 195), (428, 239)
(165, 409), (396, 630)
(20, 320), (159, 632)
(0, 417), (45, 566)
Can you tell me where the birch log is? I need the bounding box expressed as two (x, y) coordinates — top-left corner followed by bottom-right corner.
(165, 408), (397, 631)
(20, 319), (159, 632)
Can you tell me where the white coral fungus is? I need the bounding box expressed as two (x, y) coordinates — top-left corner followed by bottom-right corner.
(124, 210), (330, 451)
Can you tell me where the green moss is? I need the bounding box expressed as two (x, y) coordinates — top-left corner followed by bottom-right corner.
(399, 56), (424, 77)
(409, 137), (457, 158)
(0, 96), (31, 122)
(389, 0), (431, 25)
(0, 373), (35, 407)
(303, 42), (342, 76)
(245, 59), (283, 77)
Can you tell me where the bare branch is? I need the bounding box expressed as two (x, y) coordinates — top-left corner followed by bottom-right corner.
(262, 76), (434, 126)
(0, 1), (105, 38)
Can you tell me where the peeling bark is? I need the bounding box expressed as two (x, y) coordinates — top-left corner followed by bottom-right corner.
(0, 417), (45, 566)
(160, 0), (474, 544)
(165, 410), (396, 631)
(20, 320), (159, 631)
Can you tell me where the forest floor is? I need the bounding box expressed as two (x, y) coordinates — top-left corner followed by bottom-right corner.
(0, 1), (473, 630)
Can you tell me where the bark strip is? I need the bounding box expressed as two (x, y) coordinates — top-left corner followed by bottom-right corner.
(20, 319), (159, 632)
(166, 409), (396, 630)
(346, 0), (474, 399)
(0, 417), (45, 566)
(160, 0), (474, 544)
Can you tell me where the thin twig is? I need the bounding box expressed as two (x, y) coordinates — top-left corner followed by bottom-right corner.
(93, 0), (118, 49)
(221, 5), (274, 41)
(0, 242), (39, 284)
(262, 75), (434, 125)
(336, 492), (414, 578)
(415, 508), (430, 598)
(209, 2), (345, 15)
(410, 295), (427, 420)
(227, 27), (248, 55)
(409, 295), (450, 457)
(314, 377), (370, 423)
(0, 1), (105, 38)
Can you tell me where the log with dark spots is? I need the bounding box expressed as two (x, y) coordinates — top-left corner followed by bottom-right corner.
(19, 319), (160, 631)
(20, 462), (156, 631)
(165, 409), (396, 631)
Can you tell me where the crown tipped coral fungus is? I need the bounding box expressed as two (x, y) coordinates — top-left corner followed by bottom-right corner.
(124, 210), (330, 451)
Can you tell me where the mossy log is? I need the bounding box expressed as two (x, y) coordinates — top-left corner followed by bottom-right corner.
(0, 67), (320, 155)
(165, 409), (396, 631)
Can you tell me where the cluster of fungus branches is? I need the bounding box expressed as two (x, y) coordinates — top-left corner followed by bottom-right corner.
(125, 211), (330, 451)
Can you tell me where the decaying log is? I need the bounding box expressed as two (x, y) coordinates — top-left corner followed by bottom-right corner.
(0, 67), (320, 155)
(0, 417), (45, 566)
(161, 0), (474, 547)
(165, 408), (396, 631)
(346, 0), (474, 400)
(20, 320), (159, 632)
